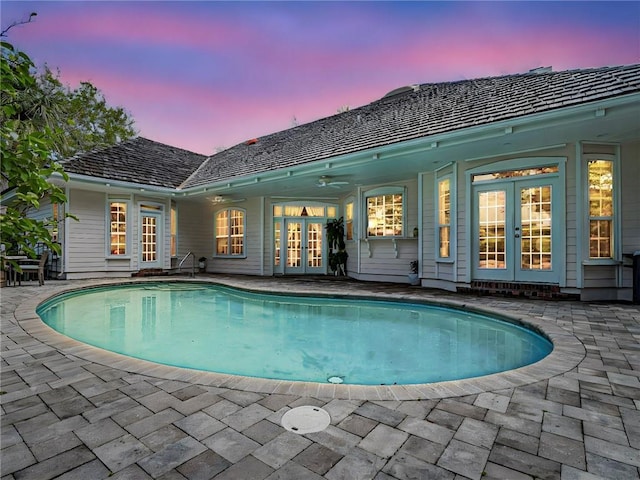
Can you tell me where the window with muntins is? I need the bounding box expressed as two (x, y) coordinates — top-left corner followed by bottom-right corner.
(216, 208), (245, 256)
(588, 159), (614, 258)
(366, 191), (404, 237)
(438, 178), (451, 258)
(170, 204), (177, 257)
(345, 200), (354, 240)
(109, 202), (127, 255)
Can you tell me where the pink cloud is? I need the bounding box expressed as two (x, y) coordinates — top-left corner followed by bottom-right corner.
(10, 5), (254, 51)
(3, 1), (636, 157)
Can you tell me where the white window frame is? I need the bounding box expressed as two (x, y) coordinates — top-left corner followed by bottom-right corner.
(215, 207), (246, 258)
(436, 175), (453, 260)
(583, 153), (620, 264)
(170, 202), (177, 258)
(363, 186), (406, 238)
(106, 198), (131, 258)
(344, 196), (355, 242)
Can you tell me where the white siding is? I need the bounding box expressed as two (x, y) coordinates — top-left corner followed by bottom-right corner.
(211, 198), (264, 275)
(175, 199), (213, 265)
(620, 141), (640, 289)
(357, 179), (419, 281)
(66, 189), (107, 274)
(564, 147), (578, 288)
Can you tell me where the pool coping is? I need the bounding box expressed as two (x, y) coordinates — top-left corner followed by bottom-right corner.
(14, 277), (586, 401)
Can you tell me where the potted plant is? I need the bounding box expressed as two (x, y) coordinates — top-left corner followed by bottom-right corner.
(198, 256), (207, 272)
(408, 260), (420, 285)
(325, 217), (348, 276)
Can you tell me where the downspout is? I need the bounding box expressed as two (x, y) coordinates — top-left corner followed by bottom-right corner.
(615, 143), (622, 289)
(417, 172), (424, 280)
(357, 185), (362, 275)
(452, 161), (458, 281)
(260, 196), (265, 276)
(575, 143), (583, 289)
(62, 185), (70, 278)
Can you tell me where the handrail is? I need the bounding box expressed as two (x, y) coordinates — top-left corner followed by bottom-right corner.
(178, 251), (195, 277)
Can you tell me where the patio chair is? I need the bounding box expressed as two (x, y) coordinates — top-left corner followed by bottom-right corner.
(19, 251), (49, 286)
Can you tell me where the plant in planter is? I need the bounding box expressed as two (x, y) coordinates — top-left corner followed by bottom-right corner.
(408, 259), (420, 285)
(198, 256), (207, 272)
(325, 217), (348, 276)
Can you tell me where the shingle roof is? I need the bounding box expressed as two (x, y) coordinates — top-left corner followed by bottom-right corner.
(183, 64), (640, 189)
(61, 137), (207, 189)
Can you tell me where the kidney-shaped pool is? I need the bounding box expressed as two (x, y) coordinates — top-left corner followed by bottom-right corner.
(37, 282), (552, 385)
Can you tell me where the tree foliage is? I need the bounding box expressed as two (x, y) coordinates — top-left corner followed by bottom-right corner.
(325, 217), (348, 276)
(1, 36), (136, 263)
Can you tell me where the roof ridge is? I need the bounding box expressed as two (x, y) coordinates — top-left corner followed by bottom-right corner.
(412, 63), (640, 90)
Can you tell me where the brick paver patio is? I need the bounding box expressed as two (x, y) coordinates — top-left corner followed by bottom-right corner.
(2, 276), (639, 479)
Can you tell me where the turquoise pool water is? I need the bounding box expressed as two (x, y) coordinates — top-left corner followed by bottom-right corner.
(37, 283), (552, 385)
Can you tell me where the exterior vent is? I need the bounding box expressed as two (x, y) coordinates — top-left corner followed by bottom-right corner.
(382, 84), (420, 99)
(529, 66), (553, 74)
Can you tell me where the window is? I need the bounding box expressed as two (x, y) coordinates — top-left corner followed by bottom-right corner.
(274, 221), (281, 266)
(216, 208), (245, 256)
(345, 200), (354, 240)
(438, 178), (451, 258)
(170, 203), (177, 257)
(588, 159), (614, 258)
(109, 201), (127, 255)
(366, 189), (404, 237)
(51, 203), (60, 242)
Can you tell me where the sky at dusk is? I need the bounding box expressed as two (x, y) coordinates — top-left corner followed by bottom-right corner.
(2, 1), (639, 155)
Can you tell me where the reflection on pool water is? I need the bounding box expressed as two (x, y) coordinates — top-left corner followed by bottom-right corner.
(37, 283), (552, 385)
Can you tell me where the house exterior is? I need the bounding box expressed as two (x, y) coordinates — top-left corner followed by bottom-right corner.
(28, 64), (640, 301)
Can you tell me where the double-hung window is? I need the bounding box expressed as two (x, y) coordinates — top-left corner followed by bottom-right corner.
(108, 200), (129, 256)
(345, 199), (354, 241)
(587, 157), (615, 259)
(170, 203), (177, 257)
(437, 178), (451, 258)
(216, 208), (245, 256)
(365, 187), (404, 237)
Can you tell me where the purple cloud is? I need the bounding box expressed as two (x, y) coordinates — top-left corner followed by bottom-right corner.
(2, 1), (638, 154)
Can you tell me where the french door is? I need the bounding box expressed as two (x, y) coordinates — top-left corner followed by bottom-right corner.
(140, 210), (163, 269)
(283, 219), (325, 274)
(473, 177), (560, 283)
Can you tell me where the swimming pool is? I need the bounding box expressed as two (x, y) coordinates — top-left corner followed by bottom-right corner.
(37, 282), (552, 385)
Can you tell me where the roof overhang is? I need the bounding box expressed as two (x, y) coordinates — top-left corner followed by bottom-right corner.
(177, 92), (640, 199)
(5, 91), (635, 204)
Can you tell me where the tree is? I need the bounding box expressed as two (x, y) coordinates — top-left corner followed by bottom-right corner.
(325, 217), (348, 276)
(1, 28), (136, 264)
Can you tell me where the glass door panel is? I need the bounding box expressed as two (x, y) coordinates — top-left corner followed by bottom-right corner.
(516, 181), (557, 283)
(142, 216), (157, 262)
(283, 219), (325, 274)
(473, 179), (558, 284)
(519, 185), (552, 271)
(306, 221), (325, 273)
(478, 190), (507, 270)
(286, 221), (302, 270)
(140, 210), (162, 269)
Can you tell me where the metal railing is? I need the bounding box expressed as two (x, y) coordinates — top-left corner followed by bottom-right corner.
(178, 251), (196, 278)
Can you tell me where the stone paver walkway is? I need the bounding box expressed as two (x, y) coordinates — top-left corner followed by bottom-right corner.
(2, 276), (639, 479)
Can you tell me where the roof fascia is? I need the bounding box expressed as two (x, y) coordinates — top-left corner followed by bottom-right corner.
(52, 172), (179, 194)
(179, 92), (640, 195)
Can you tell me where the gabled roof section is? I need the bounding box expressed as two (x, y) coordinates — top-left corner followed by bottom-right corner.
(184, 64), (640, 189)
(61, 137), (207, 189)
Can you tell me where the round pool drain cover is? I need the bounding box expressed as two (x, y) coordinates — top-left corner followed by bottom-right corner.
(327, 376), (344, 384)
(281, 406), (330, 434)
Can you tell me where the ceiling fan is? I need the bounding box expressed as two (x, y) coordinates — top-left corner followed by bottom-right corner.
(208, 195), (245, 204)
(316, 175), (349, 188)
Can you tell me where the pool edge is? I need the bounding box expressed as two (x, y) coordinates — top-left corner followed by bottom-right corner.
(16, 277), (586, 401)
